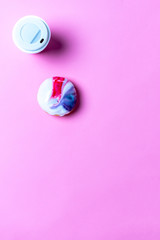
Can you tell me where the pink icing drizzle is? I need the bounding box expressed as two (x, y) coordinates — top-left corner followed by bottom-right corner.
(51, 76), (65, 101)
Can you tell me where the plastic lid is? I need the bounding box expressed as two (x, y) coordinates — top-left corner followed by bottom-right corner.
(12, 16), (51, 53)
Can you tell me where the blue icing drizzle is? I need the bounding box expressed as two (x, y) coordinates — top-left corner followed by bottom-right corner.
(61, 86), (77, 112)
(49, 85), (77, 112)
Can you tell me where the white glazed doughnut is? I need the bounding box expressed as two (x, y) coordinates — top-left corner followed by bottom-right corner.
(37, 76), (77, 116)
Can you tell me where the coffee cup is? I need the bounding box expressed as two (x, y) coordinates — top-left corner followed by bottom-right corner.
(12, 15), (51, 53)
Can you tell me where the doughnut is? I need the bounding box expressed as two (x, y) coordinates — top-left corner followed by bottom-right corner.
(37, 76), (77, 116)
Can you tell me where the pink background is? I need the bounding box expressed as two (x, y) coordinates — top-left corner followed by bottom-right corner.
(0, 0), (160, 239)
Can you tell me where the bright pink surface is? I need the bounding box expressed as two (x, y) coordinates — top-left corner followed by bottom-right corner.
(0, 0), (160, 239)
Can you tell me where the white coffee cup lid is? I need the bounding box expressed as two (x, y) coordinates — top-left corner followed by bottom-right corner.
(12, 16), (51, 53)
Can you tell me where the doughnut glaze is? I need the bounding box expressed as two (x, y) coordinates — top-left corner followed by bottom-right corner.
(37, 77), (77, 116)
